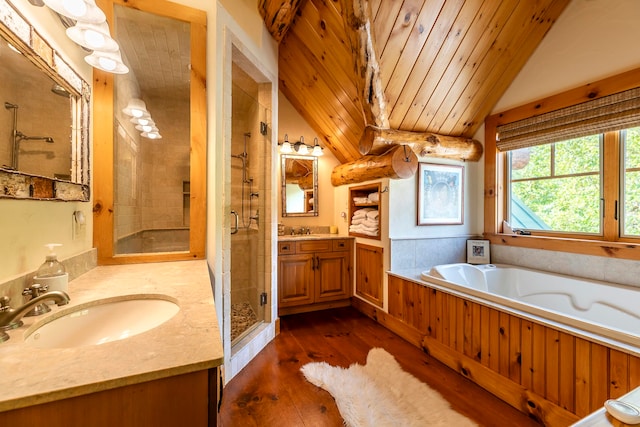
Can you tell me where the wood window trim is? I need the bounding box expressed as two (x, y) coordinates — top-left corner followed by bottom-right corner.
(484, 66), (640, 261)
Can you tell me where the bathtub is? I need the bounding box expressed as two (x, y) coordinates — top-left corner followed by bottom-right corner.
(421, 263), (640, 350)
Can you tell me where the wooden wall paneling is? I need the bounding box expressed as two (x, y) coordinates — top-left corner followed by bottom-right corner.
(387, 275), (403, 320)
(609, 349), (629, 400)
(415, 283), (429, 333)
(575, 338), (591, 417)
(430, 0), (516, 133)
(403, 279), (416, 327)
(447, 0), (570, 136)
(442, 293), (452, 347)
(558, 332), (576, 413)
(435, 289), (444, 341)
(545, 328), (560, 405)
(428, 288), (437, 339)
(480, 305), (491, 367)
(498, 312), (510, 377)
(508, 315), (521, 384)
(423, 0), (502, 132)
(471, 301), (482, 363)
(369, 0), (382, 18)
(387, 0), (464, 128)
(371, 0), (405, 59)
(630, 355), (640, 390)
(399, 0), (485, 130)
(488, 308), (500, 372)
(521, 320), (533, 390)
(532, 324), (546, 396)
(454, 298), (465, 353)
(590, 344), (609, 413)
(381, 0), (443, 116)
(462, 300), (473, 358)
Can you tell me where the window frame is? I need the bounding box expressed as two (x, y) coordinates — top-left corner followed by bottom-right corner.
(484, 67), (640, 260)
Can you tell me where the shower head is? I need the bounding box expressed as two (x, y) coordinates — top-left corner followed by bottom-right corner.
(4, 102), (17, 110)
(51, 84), (70, 98)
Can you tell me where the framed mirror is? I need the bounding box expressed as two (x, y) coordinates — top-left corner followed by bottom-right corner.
(93, 0), (206, 264)
(0, 0), (90, 201)
(281, 154), (318, 217)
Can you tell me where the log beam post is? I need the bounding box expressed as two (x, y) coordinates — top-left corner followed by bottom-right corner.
(331, 144), (418, 186)
(359, 125), (483, 161)
(258, 0), (304, 42)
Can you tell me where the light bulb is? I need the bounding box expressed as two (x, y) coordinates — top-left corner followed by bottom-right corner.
(98, 56), (116, 71)
(84, 29), (105, 49)
(62, 0), (86, 17)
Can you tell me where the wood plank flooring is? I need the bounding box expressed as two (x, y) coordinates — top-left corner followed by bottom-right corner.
(219, 307), (543, 427)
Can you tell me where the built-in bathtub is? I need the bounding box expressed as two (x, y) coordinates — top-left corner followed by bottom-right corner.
(422, 263), (640, 351)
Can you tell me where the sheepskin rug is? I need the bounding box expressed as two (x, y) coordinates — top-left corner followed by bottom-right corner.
(300, 347), (477, 427)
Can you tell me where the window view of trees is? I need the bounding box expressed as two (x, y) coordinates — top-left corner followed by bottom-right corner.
(623, 127), (640, 236)
(509, 135), (601, 234)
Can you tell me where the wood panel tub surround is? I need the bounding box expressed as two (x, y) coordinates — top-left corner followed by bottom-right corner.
(353, 274), (640, 426)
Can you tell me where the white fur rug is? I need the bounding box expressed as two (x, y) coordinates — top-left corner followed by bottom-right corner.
(301, 348), (477, 427)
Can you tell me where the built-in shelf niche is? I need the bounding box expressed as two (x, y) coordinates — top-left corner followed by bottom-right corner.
(348, 183), (381, 240)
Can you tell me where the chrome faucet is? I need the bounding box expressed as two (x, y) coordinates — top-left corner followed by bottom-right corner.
(0, 291), (70, 331)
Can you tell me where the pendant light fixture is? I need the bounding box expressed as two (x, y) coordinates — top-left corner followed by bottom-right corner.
(84, 49), (128, 74)
(43, 0), (105, 24)
(66, 21), (118, 51)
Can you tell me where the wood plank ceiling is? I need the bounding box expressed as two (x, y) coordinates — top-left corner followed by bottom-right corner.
(275, 0), (571, 164)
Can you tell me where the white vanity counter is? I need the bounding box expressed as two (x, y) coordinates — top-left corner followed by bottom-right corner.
(0, 260), (222, 412)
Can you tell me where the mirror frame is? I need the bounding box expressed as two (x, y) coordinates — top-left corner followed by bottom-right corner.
(281, 154), (318, 217)
(0, 0), (90, 201)
(93, 0), (206, 264)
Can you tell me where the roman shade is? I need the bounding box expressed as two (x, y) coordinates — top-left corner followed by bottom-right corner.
(496, 86), (640, 151)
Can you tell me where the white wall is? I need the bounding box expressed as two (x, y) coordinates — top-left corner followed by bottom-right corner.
(277, 93), (341, 231)
(0, 3), (93, 280)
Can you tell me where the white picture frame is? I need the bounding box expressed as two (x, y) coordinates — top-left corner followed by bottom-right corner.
(467, 239), (490, 264)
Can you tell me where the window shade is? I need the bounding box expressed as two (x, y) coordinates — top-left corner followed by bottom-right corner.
(496, 87), (640, 151)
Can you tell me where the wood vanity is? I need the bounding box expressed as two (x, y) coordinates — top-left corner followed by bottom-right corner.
(278, 235), (354, 315)
(0, 260), (223, 427)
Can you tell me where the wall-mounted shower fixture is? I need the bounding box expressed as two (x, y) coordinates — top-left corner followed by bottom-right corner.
(4, 102), (55, 170)
(231, 132), (260, 229)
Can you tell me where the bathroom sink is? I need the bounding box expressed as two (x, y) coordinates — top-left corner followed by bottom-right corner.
(24, 296), (179, 349)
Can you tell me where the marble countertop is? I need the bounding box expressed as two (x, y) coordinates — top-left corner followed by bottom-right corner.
(278, 233), (353, 241)
(0, 260), (223, 412)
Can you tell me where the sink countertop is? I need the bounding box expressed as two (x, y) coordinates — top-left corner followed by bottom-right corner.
(278, 233), (353, 241)
(0, 260), (223, 413)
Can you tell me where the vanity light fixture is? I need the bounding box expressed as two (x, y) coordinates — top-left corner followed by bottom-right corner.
(66, 21), (118, 51)
(141, 131), (162, 139)
(279, 134), (293, 154)
(43, 0), (106, 24)
(311, 137), (324, 156)
(135, 124), (158, 133)
(122, 98), (148, 118)
(279, 134), (324, 156)
(130, 114), (152, 126)
(85, 49), (128, 74)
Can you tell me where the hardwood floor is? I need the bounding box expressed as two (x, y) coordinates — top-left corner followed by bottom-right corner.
(219, 307), (543, 427)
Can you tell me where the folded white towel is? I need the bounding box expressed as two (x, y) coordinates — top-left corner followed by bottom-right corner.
(353, 197), (369, 204)
(363, 218), (379, 228)
(368, 192), (379, 203)
(365, 210), (379, 220)
(352, 208), (374, 218)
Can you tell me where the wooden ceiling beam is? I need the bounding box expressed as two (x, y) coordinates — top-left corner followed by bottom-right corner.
(258, 0), (305, 42)
(359, 125), (483, 161)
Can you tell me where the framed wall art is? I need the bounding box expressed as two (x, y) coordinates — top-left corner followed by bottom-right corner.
(417, 163), (464, 225)
(467, 239), (491, 264)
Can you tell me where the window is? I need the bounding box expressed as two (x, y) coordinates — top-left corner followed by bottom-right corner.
(484, 67), (640, 260)
(508, 135), (602, 234)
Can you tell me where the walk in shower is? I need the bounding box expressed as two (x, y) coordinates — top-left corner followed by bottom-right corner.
(230, 62), (270, 345)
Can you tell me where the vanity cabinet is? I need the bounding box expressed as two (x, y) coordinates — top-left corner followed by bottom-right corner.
(278, 238), (353, 315)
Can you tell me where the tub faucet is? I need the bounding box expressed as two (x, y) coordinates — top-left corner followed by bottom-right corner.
(0, 291), (70, 331)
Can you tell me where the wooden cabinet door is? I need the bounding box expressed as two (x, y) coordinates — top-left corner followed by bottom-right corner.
(278, 254), (314, 307)
(355, 243), (384, 307)
(315, 251), (350, 302)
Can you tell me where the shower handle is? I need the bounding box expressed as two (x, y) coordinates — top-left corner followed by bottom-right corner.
(230, 210), (239, 235)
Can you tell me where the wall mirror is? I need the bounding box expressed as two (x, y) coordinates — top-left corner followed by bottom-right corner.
(93, 0), (206, 264)
(0, 0), (90, 201)
(281, 154), (318, 217)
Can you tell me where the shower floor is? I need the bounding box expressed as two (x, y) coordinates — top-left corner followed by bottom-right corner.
(231, 301), (259, 342)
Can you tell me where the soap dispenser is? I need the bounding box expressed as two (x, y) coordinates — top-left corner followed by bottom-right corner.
(33, 244), (68, 298)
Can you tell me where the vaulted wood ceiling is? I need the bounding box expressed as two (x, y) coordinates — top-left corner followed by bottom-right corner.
(265, 0), (571, 164)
